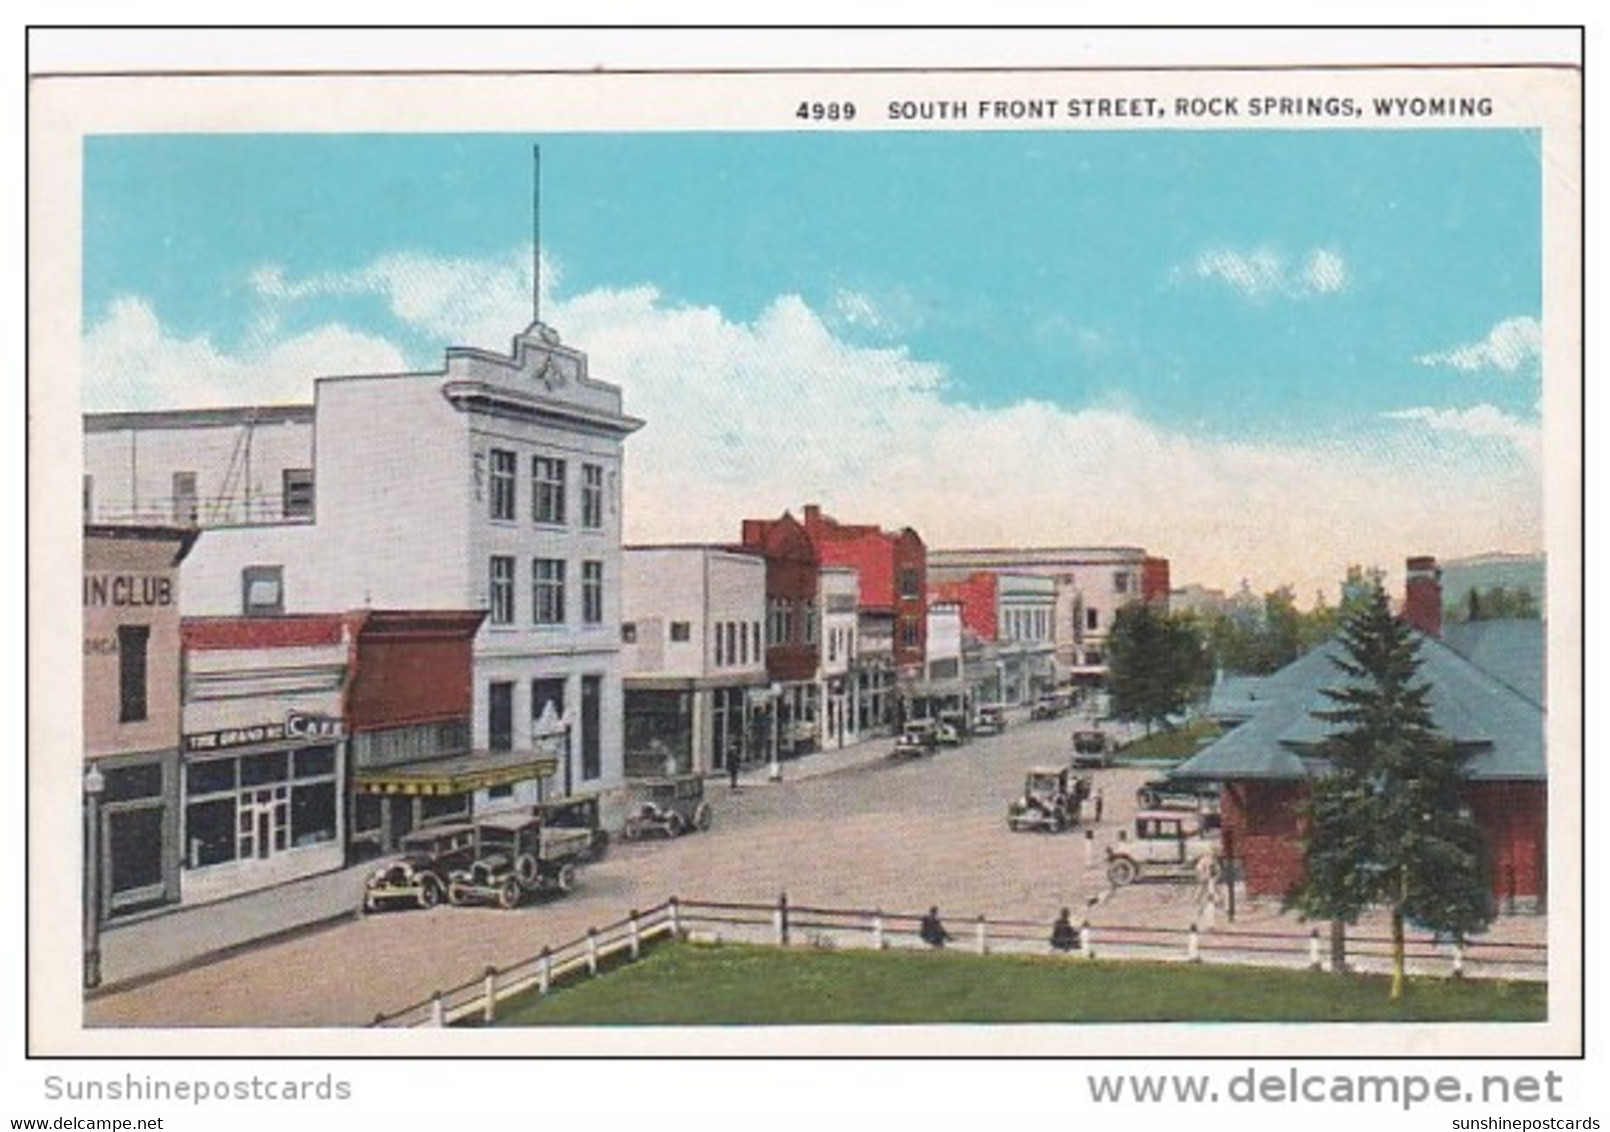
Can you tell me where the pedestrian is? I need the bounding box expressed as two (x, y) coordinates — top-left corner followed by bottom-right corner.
(1049, 907), (1080, 953)
(918, 906), (952, 949)
(728, 748), (741, 791)
(1093, 788), (1104, 823)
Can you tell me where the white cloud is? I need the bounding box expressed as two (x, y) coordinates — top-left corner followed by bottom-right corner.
(1384, 404), (1542, 462)
(82, 296), (409, 410)
(83, 253), (1541, 603)
(1176, 244), (1349, 300)
(1415, 316), (1542, 374)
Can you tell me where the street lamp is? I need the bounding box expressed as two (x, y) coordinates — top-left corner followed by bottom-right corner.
(767, 683), (783, 782)
(83, 762), (105, 990)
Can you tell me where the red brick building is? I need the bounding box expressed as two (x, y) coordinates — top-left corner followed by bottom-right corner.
(1175, 556), (1546, 910)
(930, 571), (999, 644)
(738, 512), (822, 755)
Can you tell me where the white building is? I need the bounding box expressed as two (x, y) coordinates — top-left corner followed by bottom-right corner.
(994, 572), (1058, 704)
(84, 320), (642, 799)
(817, 566), (860, 751)
(929, 547), (1161, 684)
(911, 600), (965, 718)
(620, 545), (768, 777)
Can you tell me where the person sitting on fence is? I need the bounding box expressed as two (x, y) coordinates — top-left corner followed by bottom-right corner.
(1049, 907), (1080, 953)
(919, 906), (952, 949)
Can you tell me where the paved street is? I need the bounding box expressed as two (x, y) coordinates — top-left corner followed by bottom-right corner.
(84, 711), (1546, 1028)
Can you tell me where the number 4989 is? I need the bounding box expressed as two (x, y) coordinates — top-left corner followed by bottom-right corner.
(796, 101), (857, 122)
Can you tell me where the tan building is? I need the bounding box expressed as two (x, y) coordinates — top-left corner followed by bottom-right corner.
(83, 525), (197, 950)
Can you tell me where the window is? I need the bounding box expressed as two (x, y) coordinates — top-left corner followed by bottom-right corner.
(489, 556), (515, 625)
(580, 675), (602, 780)
(1113, 571), (1130, 595)
(242, 565), (285, 617)
(582, 560), (604, 625)
(670, 621), (691, 643)
(739, 623), (749, 665)
(533, 558), (566, 625)
(532, 456), (567, 524)
(714, 622), (725, 666)
(283, 468), (315, 520)
(581, 464), (604, 529)
(117, 625), (150, 723)
(900, 619), (920, 647)
(898, 568), (921, 600)
(531, 678), (566, 732)
(803, 603), (818, 645)
(621, 622), (638, 644)
(767, 601), (786, 647)
(172, 471), (198, 525)
(488, 682), (514, 751)
(1086, 607), (1100, 632)
(752, 622), (762, 661)
(725, 622), (738, 667)
(83, 475), (93, 523)
(489, 449), (516, 521)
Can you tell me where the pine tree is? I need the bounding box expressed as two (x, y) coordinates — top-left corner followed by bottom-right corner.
(1287, 584), (1492, 997)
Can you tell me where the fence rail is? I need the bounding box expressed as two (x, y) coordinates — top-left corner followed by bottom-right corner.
(370, 893), (1548, 1027)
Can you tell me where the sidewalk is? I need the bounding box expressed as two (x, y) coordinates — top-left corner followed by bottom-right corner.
(93, 727), (903, 994)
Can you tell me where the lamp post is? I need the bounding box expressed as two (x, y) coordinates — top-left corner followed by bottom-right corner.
(767, 683), (783, 782)
(83, 763), (105, 990)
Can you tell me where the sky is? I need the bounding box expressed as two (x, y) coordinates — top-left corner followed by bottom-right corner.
(81, 130), (1546, 605)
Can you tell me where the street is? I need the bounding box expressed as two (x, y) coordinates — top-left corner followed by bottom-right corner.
(83, 712), (1545, 1028)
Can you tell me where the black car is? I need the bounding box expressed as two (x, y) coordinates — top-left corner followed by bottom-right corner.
(361, 823), (479, 912)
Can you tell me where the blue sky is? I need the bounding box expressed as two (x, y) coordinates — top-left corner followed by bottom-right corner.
(82, 130), (1546, 600)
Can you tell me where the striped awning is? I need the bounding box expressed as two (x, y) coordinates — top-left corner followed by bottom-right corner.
(354, 750), (559, 797)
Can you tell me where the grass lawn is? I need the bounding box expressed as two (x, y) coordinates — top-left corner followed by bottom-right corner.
(478, 942), (1545, 1026)
(1118, 719), (1223, 762)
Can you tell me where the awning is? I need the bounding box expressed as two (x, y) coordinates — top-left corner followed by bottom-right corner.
(354, 750), (559, 797)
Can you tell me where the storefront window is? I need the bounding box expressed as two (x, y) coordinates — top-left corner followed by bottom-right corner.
(291, 781), (337, 847)
(421, 794), (470, 823)
(241, 751), (289, 787)
(187, 796), (237, 867)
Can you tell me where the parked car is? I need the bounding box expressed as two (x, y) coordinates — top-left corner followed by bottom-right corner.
(1030, 692), (1073, 721)
(1134, 777), (1221, 825)
(936, 710), (970, 745)
(1070, 728), (1114, 769)
(360, 823), (479, 913)
(973, 705), (1007, 735)
(445, 813), (591, 909)
(1007, 766), (1092, 833)
(1105, 809), (1219, 886)
(621, 775), (714, 840)
(535, 795), (609, 862)
(891, 720), (940, 759)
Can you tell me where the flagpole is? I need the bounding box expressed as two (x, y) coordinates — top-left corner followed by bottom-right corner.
(532, 144), (542, 325)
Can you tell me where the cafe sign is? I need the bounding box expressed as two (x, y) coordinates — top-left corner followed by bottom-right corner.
(186, 711), (345, 753)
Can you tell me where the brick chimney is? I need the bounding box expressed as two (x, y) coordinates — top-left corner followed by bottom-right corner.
(1403, 555), (1443, 637)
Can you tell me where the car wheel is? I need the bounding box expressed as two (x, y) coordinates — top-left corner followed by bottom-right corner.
(694, 802), (713, 832)
(554, 862), (576, 894)
(360, 895), (377, 916)
(1107, 857), (1138, 887)
(446, 880), (470, 906)
(622, 817), (643, 842)
(666, 811), (686, 838)
(497, 877), (522, 910)
(1051, 814), (1066, 834)
(418, 876), (442, 909)
(514, 853), (540, 887)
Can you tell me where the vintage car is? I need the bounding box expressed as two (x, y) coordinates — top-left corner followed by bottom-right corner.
(534, 795), (610, 862)
(1070, 728), (1115, 769)
(973, 705), (1008, 736)
(1134, 777), (1222, 827)
(935, 710), (969, 746)
(1030, 692), (1073, 721)
(445, 813), (591, 909)
(890, 720), (940, 759)
(1007, 766), (1092, 833)
(1105, 808), (1220, 886)
(621, 775), (714, 840)
(360, 823), (479, 913)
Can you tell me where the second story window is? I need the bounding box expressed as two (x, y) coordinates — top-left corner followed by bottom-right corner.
(489, 556), (515, 625)
(533, 456), (567, 525)
(242, 565), (285, 617)
(670, 621), (691, 643)
(898, 568), (920, 600)
(283, 468), (315, 520)
(1086, 607), (1100, 632)
(490, 449), (516, 521)
(534, 558), (566, 625)
(581, 464), (604, 529)
(172, 471), (198, 525)
(118, 624), (150, 723)
(582, 560), (603, 624)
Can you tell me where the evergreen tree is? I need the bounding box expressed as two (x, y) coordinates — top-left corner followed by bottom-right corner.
(1287, 584), (1492, 997)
